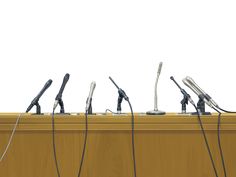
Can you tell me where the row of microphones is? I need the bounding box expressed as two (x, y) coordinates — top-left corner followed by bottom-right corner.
(143, 61), (220, 115)
(26, 73), (97, 115)
(25, 64), (221, 115)
(169, 75), (220, 115)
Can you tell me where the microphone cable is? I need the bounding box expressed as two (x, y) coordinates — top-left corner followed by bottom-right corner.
(216, 107), (236, 114)
(212, 107), (227, 177)
(52, 110), (89, 177)
(52, 108), (61, 177)
(192, 104), (219, 177)
(0, 113), (23, 162)
(127, 99), (137, 177)
(77, 110), (88, 177)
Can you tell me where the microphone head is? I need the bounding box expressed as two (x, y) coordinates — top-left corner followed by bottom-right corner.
(157, 62), (163, 74)
(86, 81), (96, 111)
(87, 81), (96, 100)
(45, 79), (53, 88)
(182, 77), (189, 86)
(185, 76), (195, 85)
(89, 81), (96, 96)
(63, 73), (70, 82)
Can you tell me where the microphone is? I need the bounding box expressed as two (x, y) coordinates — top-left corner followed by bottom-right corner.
(183, 77), (214, 108)
(85, 81), (96, 114)
(170, 76), (195, 106)
(26, 79), (53, 114)
(146, 62), (165, 115)
(53, 73), (70, 112)
(109, 76), (129, 114)
(185, 76), (219, 107)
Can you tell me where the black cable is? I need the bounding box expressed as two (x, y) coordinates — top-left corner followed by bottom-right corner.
(77, 111), (88, 177)
(52, 109), (61, 177)
(217, 107), (236, 114)
(193, 104), (219, 177)
(127, 100), (137, 177)
(212, 107), (227, 177)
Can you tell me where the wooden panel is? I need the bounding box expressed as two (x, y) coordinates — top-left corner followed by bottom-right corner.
(0, 113), (236, 177)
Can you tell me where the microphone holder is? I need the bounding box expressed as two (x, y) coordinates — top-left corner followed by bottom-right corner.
(117, 90), (124, 114)
(58, 99), (65, 114)
(192, 94), (211, 115)
(181, 95), (188, 114)
(146, 62), (165, 115)
(87, 98), (93, 114)
(35, 102), (41, 114)
(109, 76), (129, 114)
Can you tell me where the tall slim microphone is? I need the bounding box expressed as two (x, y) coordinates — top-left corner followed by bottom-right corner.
(146, 62), (165, 115)
(53, 73), (70, 113)
(185, 76), (219, 107)
(170, 76), (195, 105)
(86, 81), (96, 114)
(26, 79), (53, 114)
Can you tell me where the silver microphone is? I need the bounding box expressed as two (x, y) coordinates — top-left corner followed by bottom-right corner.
(157, 62), (163, 75)
(154, 62), (163, 110)
(146, 62), (165, 115)
(86, 81), (96, 112)
(182, 77), (213, 108)
(185, 76), (218, 107)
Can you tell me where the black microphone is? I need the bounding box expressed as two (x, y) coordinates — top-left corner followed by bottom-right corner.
(26, 79), (53, 114)
(53, 73), (70, 113)
(170, 76), (195, 113)
(109, 76), (129, 114)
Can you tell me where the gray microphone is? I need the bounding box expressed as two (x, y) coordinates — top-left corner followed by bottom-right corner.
(86, 81), (96, 113)
(185, 76), (219, 107)
(146, 62), (165, 115)
(182, 77), (213, 108)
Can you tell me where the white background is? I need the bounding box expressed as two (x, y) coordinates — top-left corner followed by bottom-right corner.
(0, 0), (236, 113)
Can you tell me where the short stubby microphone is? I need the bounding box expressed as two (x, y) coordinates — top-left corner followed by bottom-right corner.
(109, 76), (129, 114)
(86, 81), (96, 114)
(53, 73), (70, 113)
(26, 79), (53, 114)
(146, 62), (165, 115)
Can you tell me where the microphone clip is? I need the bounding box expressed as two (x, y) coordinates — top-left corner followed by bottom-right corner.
(117, 89), (129, 114)
(86, 97), (93, 114)
(192, 94), (211, 115)
(180, 94), (189, 114)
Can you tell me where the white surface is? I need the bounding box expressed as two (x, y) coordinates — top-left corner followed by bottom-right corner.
(0, 0), (236, 113)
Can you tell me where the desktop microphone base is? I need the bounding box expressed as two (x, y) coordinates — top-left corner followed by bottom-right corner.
(146, 110), (166, 115)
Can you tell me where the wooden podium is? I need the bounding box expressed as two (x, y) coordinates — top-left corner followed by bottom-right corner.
(0, 113), (236, 177)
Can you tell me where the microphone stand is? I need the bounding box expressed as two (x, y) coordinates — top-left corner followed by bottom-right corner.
(170, 76), (194, 114)
(87, 98), (93, 114)
(183, 77), (211, 115)
(58, 99), (65, 114)
(146, 62), (165, 115)
(109, 76), (128, 114)
(35, 102), (41, 114)
(180, 94), (189, 113)
(193, 94), (211, 115)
